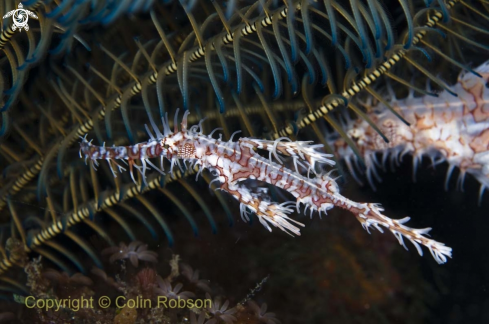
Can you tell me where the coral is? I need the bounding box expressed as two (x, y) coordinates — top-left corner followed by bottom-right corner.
(154, 277), (196, 300)
(91, 267), (124, 291)
(113, 305), (138, 324)
(205, 294), (237, 324)
(42, 269), (93, 286)
(247, 301), (281, 324)
(3, 242), (281, 324)
(135, 267), (158, 298)
(102, 241), (159, 267)
(24, 256), (50, 299)
(181, 263), (212, 293)
(189, 311), (206, 324)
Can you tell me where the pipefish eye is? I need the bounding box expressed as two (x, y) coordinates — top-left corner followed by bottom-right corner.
(160, 140), (170, 150)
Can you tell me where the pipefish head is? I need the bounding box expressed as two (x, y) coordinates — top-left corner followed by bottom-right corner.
(160, 132), (199, 161)
(156, 109), (201, 160)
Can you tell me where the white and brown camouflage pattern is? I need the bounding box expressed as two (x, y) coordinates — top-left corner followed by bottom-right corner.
(334, 61), (489, 200)
(81, 109), (452, 264)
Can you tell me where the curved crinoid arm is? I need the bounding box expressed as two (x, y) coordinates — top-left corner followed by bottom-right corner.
(240, 137), (335, 173)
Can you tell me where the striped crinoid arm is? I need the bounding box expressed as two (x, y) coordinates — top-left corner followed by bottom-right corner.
(0, 111), (234, 274)
(0, 109), (454, 278)
(0, 163), (224, 275)
(0, 0), (152, 114)
(0, 1), (43, 51)
(275, 0), (484, 138)
(1, 0), (480, 215)
(0, 1), (53, 139)
(0, 0), (200, 211)
(1, 0), (479, 277)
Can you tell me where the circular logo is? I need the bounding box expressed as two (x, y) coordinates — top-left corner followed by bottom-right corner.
(2, 4), (38, 32)
(13, 9), (28, 28)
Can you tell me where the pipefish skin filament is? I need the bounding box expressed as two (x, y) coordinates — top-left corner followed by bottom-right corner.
(333, 60), (489, 201)
(80, 109), (452, 264)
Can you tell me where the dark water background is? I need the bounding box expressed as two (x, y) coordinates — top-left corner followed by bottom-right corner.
(157, 157), (489, 324)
